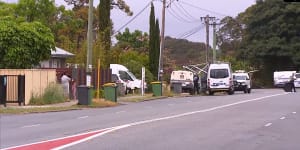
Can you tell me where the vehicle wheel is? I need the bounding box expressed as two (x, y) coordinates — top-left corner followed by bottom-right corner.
(244, 88), (247, 93)
(228, 89), (234, 95)
(189, 89), (194, 95)
(248, 88), (251, 93)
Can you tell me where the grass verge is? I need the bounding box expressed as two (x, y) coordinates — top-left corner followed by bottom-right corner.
(0, 99), (119, 114)
(0, 106), (80, 114)
(119, 93), (166, 102)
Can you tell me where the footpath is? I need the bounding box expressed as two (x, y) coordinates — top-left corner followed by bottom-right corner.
(1, 93), (194, 109)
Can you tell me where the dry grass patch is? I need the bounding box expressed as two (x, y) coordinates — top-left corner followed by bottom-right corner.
(89, 98), (118, 107)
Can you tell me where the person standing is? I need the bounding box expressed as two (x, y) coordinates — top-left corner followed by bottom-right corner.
(61, 72), (71, 97)
(193, 74), (200, 94)
(290, 73), (297, 92)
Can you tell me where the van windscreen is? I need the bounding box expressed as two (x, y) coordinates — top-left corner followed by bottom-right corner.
(210, 69), (229, 78)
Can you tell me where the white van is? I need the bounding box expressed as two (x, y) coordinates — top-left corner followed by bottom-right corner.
(110, 64), (146, 93)
(207, 63), (234, 95)
(170, 70), (194, 93)
(294, 73), (300, 88)
(273, 71), (296, 87)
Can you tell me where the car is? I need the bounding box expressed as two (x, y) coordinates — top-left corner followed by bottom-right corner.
(207, 63), (234, 95)
(233, 70), (251, 93)
(294, 73), (300, 88)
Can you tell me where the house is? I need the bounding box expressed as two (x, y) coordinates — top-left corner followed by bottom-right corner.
(39, 47), (74, 68)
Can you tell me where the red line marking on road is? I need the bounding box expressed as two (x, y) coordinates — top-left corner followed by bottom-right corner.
(5, 129), (109, 150)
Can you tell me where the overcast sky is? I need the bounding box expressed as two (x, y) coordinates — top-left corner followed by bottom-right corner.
(110, 0), (256, 43)
(3, 0), (256, 43)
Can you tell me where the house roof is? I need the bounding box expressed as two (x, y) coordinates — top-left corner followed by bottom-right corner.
(51, 47), (74, 58)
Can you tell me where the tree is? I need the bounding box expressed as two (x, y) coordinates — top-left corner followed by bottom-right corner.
(98, 0), (112, 67)
(97, 0), (133, 67)
(154, 19), (160, 77)
(119, 50), (154, 84)
(15, 0), (56, 26)
(217, 16), (243, 56)
(0, 2), (17, 17)
(0, 18), (55, 68)
(148, 3), (159, 80)
(239, 0), (300, 86)
(115, 28), (149, 52)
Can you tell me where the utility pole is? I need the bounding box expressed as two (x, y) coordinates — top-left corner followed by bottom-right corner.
(86, 0), (93, 86)
(158, 0), (166, 81)
(212, 21), (216, 63)
(201, 15), (215, 64)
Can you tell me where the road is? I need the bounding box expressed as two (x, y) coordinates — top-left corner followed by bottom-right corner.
(1, 89), (300, 150)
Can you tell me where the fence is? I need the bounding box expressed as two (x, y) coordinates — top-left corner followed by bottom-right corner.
(0, 75), (25, 106)
(0, 69), (56, 105)
(56, 68), (112, 88)
(0, 68), (111, 105)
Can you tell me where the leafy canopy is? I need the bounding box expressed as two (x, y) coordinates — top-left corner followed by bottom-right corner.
(0, 17), (55, 68)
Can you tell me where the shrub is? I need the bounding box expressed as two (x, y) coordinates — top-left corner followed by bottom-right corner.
(93, 89), (104, 98)
(30, 83), (65, 105)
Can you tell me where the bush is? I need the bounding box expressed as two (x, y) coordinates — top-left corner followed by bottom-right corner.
(93, 89), (104, 98)
(29, 83), (66, 105)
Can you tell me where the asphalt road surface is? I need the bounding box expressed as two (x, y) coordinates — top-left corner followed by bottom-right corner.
(1, 89), (300, 150)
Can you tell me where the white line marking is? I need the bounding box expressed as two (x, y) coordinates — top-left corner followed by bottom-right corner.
(292, 112), (297, 114)
(3, 93), (288, 150)
(116, 111), (126, 114)
(280, 117), (286, 120)
(21, 124), (40, 128)
(2, 127), (116, 150)
(52, 125), (130, 150)
(265, 123), (272, 127)
(77, 116), (88, 119)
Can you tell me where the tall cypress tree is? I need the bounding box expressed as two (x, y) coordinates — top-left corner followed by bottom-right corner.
(98, 0), (111, 67)
(149, 3), (159, 80)
(154, 19), (160, 79)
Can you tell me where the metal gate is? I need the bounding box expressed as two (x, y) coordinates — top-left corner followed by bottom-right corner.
(0, 75), (25, 107)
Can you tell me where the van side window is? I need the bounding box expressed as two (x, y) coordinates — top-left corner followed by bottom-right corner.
(111, 74), (119, 82)
(210, 69), (229, 78)
(119, 71), (133, 81)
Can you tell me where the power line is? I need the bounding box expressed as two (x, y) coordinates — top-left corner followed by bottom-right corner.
(175, 2), (199, 21)
(112, 1), (152, 37)
(167, 7), (199, 23)
(178, 24), (205, 39)
(181, 25), (205, 39)
(180, 1), (229, 17)
(167, 6), (199, 23)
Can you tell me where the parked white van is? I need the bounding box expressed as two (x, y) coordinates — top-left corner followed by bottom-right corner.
(273, 71), (296, 87)
(110, 64), (146, 94)
(294, 73), (300, 88)
(207, 63), (234, 95)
